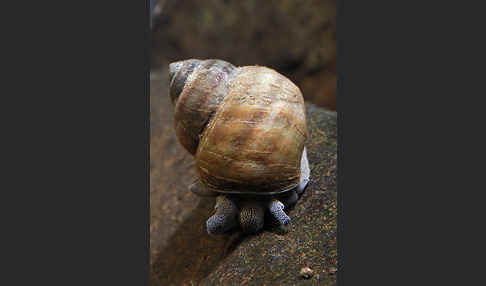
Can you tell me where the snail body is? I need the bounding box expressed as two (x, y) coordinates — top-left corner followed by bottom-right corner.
(169, 59), (310, 234)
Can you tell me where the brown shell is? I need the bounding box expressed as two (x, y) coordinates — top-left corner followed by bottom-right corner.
(169, 59), (307, 194)
(169, 59), (236, 155)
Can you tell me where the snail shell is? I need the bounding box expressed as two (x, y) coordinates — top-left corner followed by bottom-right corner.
(169, 59), (307, 194)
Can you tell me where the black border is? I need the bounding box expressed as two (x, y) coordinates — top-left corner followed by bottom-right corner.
(337, 0), (343, 283)
(145, 0), (152, 284)
(10, 0), (468, 284)
(8, 0), (151, 284)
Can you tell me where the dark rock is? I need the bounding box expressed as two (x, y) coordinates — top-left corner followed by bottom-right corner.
(299, 63), (337, 111)
(150, 66), (337, 286)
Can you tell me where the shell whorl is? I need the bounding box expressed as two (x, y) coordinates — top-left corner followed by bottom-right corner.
(195, 66), (307, 194)
(169, 59), (307, 194)
(169, 59), (237, 155)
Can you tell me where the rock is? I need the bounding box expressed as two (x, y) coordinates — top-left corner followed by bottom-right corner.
(150, 66), (337, 286)
(300, 267), (314, 279)
(151, 0), (336, 110)
(299, 62), (337, 111)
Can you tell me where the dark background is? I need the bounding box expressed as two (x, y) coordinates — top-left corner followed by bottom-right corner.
(151, 0), (337, 110)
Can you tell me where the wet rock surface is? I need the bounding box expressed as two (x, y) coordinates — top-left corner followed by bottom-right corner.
(150, 67), (337, 285)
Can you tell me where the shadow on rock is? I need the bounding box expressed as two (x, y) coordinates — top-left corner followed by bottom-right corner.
(150, 197), (244, 285)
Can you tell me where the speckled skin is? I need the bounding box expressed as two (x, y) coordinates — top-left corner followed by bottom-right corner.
(169, 59), (309, 234)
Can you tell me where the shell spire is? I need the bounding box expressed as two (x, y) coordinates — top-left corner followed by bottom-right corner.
(168, 59), (199, 105)
(169, 59), (237, 155)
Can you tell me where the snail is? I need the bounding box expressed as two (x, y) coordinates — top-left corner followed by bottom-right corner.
(168, 59), (310, 234)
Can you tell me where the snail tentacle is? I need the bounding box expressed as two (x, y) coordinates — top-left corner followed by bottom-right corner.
(206, 195), (239, 235)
